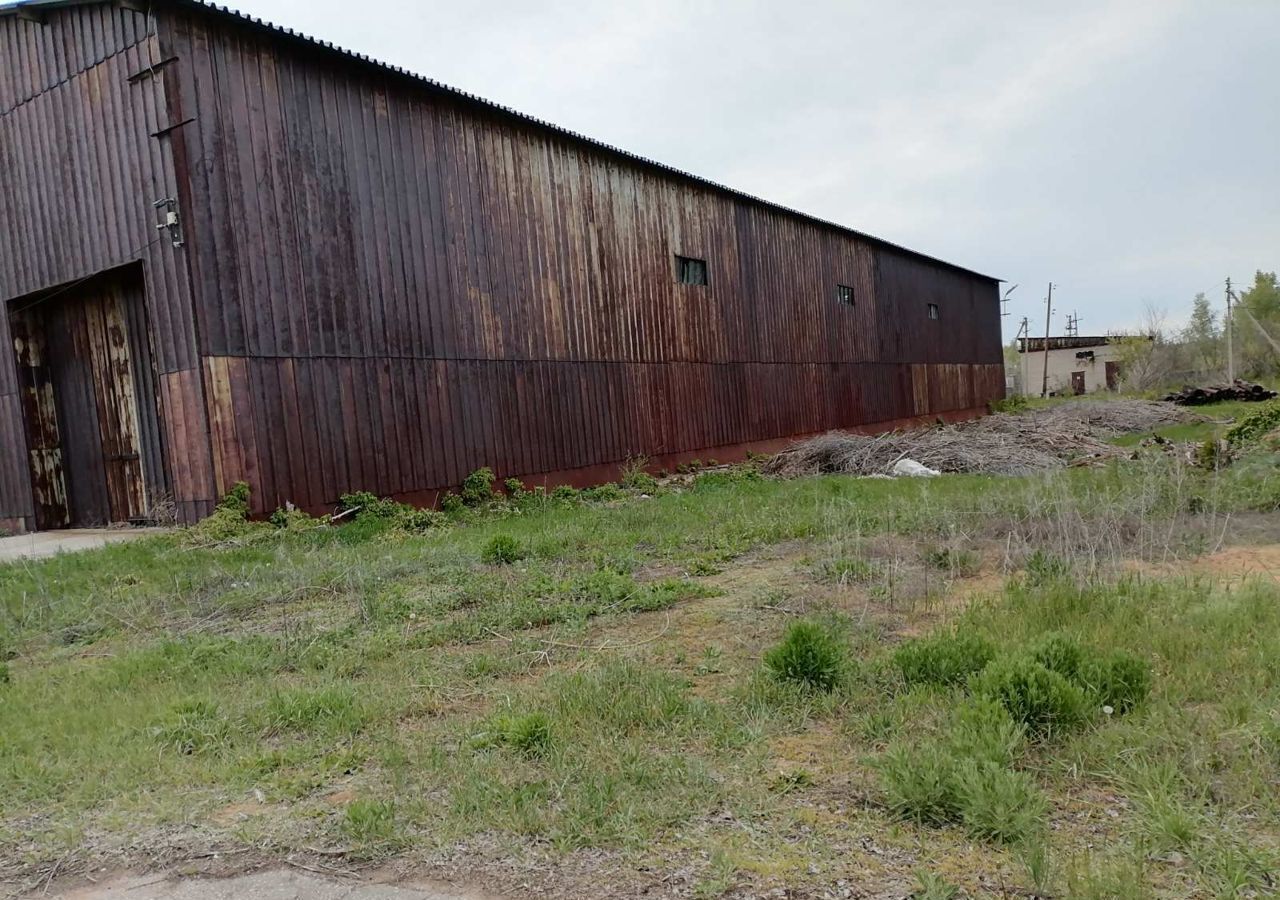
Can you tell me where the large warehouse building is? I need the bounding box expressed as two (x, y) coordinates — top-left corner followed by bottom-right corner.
(0, 0), (1004, 533)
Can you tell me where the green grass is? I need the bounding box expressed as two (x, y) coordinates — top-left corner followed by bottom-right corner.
(2, 419), (1280, 896)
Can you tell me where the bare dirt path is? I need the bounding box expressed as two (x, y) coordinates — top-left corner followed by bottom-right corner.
(48, 868), (495, 900)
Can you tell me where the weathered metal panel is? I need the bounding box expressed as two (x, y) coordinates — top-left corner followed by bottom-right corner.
(0, 5), (216, 528)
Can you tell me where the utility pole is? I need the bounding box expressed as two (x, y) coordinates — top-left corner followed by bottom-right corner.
(1225, 277), (1235, 382)
(1016, 316), (1030, 396)
(1041, 282), (1055, 397)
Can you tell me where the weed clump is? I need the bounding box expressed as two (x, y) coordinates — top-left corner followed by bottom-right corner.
(880, 743), (959, 825)
(338, 491), (446, 532)
(894, 631), (996, 688)
(189, 482), (262, 543)
(482, 534), (526, 565)
(341, 798), (400, 846)
(969, 656), (1089, 737)
(619, 456), (658, 493)
(460, 467), (496, 506)
(952, 759), (1047, 845)
(476, 711), (554, 757)
(763, 619), (847, 692)
(1029, 632), (1088, 682)
(152, 698), (234, 755)
(943, 697), (1025, 768)
(263, 685), (366, 736)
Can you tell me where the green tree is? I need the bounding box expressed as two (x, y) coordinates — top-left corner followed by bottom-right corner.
(1179, 292), (1220, 374)
(1238, 271), (1280, 377)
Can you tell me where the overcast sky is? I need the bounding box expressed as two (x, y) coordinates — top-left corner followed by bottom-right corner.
(226, 0), (1278, 340)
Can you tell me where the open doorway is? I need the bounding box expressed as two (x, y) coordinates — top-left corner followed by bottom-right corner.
(7, 266), (168, 529)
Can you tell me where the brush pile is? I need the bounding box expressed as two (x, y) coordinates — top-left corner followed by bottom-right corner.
(1163, 379), (1276, 406)
(764, 399), (1205, 477)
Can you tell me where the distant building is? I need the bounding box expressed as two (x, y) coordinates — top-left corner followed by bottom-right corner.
(1016, 336), (1148, 396)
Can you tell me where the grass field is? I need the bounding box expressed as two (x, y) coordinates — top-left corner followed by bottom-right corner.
(2, 401), (1279, 898)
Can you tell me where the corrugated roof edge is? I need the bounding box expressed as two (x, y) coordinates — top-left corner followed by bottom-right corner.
(2, 0), (1002, 284)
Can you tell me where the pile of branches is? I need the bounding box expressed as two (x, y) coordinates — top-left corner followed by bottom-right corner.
(765, 399), (1204, 478)
(1163, 379), (1277, 406)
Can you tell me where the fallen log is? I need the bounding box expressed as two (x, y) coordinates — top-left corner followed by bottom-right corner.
(1163, 379), (1277, 406)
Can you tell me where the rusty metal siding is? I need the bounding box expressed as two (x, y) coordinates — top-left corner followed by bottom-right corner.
(0, 5), (216, 529)
(158, 9), (1005, 515)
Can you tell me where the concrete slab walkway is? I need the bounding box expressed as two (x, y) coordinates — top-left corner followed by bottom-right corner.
(53, 868), (489, 900)
(0, 528), (167, 563)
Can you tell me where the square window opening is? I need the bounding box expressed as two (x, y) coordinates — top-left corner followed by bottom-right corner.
(836, 284), (855, 306)
(676, 255), (708, 286)
(927, 302), (940, 320)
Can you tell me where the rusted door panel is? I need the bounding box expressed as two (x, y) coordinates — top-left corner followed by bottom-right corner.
(9, 310), (70, 528)
(9, 269), (161, 528)
(1071, 371), (1086, 395)
(1105, 361), (1120, 391)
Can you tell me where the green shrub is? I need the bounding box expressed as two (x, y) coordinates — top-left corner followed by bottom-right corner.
(268, 505), (316, 529)
(550, 484), (579, 503)
(879, 743), (959, 825)
(189, 482), (260, 542)
(338, 490), (400, 520)
(969, 656), (1089, 737)
(439, 492), (465, 514)
(894, 631), (996, 688)
(399, 507), (447, 532)
(580, 482), (625, 502)
(0, 661), (8, 685)
(763, 620), (847, 692)
(1226, 400), (1280, 447)
(944, 697), (1025, 768)
(912, 870), (962, 900)
(460, 468), (496, 506)
(476, 711), (554, 757)
(482, 534), (526, 565)
(990, 395), (1030, 414)
(1029, 632), (1088, 682)
(1079, 650), (1151, 713)
(953, 759), (1048, 845)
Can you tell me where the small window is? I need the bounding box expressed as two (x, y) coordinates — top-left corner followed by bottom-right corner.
(927, 302), (940, 320)
(676, 255), (708, 286)
(836, 284), (855, 306)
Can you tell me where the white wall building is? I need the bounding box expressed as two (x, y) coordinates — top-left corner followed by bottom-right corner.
(1016, 336), (1147, 396)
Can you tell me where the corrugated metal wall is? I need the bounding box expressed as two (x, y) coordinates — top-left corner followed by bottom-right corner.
(1, 3), (1003, 529)
(0, 5), (215, 530)
(161, 11), (1002, 516)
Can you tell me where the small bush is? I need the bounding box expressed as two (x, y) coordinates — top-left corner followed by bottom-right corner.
(476, 711), (554, 757)
(460, 467), (496, 506)
(953, 759), (1048, 845)
(399, 507), (446, 532)
(219, 481), (251, 516)
(189, 482), (260, 542)
(969, 656), (1089, 737)
(482, 534), (526, 565)
(0, 661), (9, 685)
(879, 743), (959, 825)
(1079, 650), (1151, 713)
(550, 484), (579, 503)
(439, 492), (465, 514)
(580, 482), (625, 502)
(763, 620), (847, 692)
(944, 697), (1026, 768)
(990, 395), (1030, 414)
(268, 505), (316, 529)
(1226, 400), (1280, 447)
(1029, 632), (1088, 682)
(894, 631), (996, 688)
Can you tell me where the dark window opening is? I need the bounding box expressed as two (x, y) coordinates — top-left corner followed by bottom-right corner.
(836, 284), (855, 306)
(927, 302), (940, 320)
(676, 255), (708, 286)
